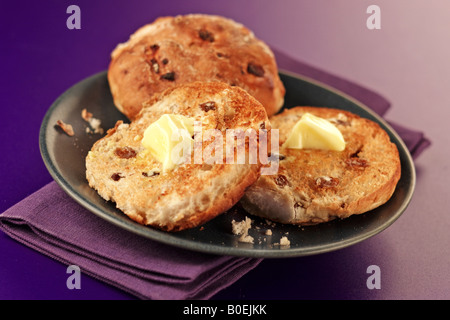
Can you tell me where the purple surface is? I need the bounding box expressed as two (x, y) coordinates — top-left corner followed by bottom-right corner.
(0, 0), (447, 299)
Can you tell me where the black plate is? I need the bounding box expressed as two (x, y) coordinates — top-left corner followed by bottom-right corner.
(39, 70), (415, 258)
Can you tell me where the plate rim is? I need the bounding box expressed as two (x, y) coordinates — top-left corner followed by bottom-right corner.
(39, 69), (416, 258)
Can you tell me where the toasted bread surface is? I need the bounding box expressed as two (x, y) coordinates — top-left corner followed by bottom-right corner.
(108, 14), (285, 120)
(86, 82), (269, 231)
(240, 107), (401, 225)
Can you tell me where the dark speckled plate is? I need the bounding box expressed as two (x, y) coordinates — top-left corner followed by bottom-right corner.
(39, 70), (415, 258)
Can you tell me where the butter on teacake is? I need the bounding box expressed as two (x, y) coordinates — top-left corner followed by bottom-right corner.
(141, 114), (195, 172)
(283, 112), (346, 151)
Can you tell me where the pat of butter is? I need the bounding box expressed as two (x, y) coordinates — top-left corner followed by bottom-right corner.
(283, 113), (345, 151)
(142, 114), (194, 172)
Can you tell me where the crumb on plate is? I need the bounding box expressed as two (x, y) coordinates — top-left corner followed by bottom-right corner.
(82, 108), (104, 134)
(56, 120), (74, 136)
(231, 216), (254, 244)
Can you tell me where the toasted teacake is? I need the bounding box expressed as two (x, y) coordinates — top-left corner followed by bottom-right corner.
(240, 106), (401, 225)
(86, 81), (270, 231)
(108, 14), (285, 120)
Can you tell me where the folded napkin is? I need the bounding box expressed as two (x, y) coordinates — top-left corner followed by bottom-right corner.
(0, 182), (261, 300)
(0, 47), (430, 300)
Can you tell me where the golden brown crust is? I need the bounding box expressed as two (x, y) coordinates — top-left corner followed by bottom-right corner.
(240, 107), (401, 225)
(161, 165), (260, 232)
(107, 14), (285, 120)
(86, 81), (269, 231)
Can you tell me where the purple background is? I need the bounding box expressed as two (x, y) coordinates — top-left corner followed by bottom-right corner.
(0, 0), (448, 299)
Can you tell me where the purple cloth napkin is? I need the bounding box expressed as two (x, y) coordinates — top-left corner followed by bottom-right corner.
(0, 182), (261, 300)
(0, 47), (430, 300)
